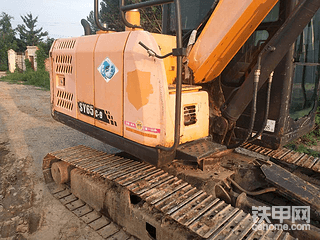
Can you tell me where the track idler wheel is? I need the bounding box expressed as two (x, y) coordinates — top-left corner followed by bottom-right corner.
(51, 161), (73, 185)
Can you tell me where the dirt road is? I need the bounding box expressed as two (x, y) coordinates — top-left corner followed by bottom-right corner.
(0, 81), (119, 239)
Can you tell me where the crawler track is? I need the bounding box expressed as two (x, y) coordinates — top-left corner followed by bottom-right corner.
(243, 143), (320, 173)
(47, 183), (136, 239)
(43, 145), (295, 240)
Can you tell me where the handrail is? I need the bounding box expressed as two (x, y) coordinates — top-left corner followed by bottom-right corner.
(120, 0), (173, 12)
(119, 0), (184, 157)
(94, 0), (114, 31)
(119, 0), (142, 29)
(119, 0), (173, 29)
(156, 0), (183, 154)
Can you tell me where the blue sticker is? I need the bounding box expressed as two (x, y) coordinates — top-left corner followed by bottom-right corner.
(98, 57), (118, 82)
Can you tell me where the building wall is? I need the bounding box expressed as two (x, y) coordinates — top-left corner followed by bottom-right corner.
(25, 46), (38, 71)
(16, 54), (26, 71)
(7, 49), (16, 73)
(7, 46), (42, 73)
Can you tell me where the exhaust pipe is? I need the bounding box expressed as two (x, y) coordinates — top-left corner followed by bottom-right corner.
(81, 19), (92, 35)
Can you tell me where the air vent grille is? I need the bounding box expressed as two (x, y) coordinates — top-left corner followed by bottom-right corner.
(56, 40), (76, 49)
(55, 55), (73, 74)
(55, 64), (73, 74)
(184, 105), (197, 126)
(56, 90), (73, 111)
(56, 55), (72, 64)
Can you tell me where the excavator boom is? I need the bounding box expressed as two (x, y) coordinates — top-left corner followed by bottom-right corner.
(188, 0), (279, 83)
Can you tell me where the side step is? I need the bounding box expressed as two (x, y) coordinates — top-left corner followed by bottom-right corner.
(43, 145), (295, 240)
(176, 139), (227, 161)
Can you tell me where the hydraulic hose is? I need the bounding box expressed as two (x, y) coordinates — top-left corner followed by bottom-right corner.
(221, 0), (320, 124)
(227, 45), (276, 149)
(249, 71), (274, 142)
(227, 56), (261, 149)
(228, 177), (276, 196)
(138, 41), (173, 59)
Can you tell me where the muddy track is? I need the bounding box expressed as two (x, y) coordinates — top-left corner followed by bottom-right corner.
(44, 145), (294, 240)
(0, 81), (118, 240)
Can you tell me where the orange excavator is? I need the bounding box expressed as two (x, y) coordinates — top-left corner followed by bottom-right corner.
(44, 0), (320, 239)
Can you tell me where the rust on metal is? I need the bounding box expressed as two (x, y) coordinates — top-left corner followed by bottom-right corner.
(51, 161), (73, 184)
(261, 163), (320, 215)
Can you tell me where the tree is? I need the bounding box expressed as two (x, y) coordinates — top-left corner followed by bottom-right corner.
(36, 37), (55, 70)
(39, 37), (55, 55)
(139, 5), (162, 33)
(0, 12), (18, 71)
(87, 0), (162, 34)
(87, 11), (100, 34)
(35, 44), (47, 71)
(16, 13), (48, 50)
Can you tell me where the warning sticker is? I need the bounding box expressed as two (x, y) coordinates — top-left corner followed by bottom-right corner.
(124, 120), (161, 134)
(97, 57), (118, 83)
(264, 119), (276, 133)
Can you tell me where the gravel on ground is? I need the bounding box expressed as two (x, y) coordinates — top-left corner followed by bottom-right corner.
(0, 81), (119, 240)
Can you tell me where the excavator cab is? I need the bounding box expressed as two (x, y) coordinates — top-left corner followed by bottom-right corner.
(163, 0), (320, 150)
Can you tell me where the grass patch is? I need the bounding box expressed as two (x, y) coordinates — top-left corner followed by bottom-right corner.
(285, 105), (320, 157)
(0, 69), (50, 90)
(286, 142), (320, 157)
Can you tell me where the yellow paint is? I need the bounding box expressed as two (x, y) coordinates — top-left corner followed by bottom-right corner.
(189, 0), (279, 83)
(126, 70), (153, 110)
(166, 90), (209, 146)
(51, 31), (210, 149)
(96, 30), (115, 34)
(123, 31), (209, 148)
(152, 33), (176, 85)
(126, 127), (157, 138)
(125, 10), (141, 31)
(124, 31), (168, 147)
(168, 84), (202, 94)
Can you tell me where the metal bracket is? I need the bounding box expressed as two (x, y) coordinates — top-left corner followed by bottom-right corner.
(172, 48), (187, 56)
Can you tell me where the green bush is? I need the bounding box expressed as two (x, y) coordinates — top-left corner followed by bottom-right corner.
(0, 58), (8, 71)
(35, 46), (47, 71)
(285, 104), (320, 156)
(286, 142), (320, 157)
(0, 68), (50, 90)
(25, 58), (33, 71)
(1, 43), (50, 90)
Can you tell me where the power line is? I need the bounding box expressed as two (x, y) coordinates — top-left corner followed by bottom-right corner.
(12, 20), (80, 25)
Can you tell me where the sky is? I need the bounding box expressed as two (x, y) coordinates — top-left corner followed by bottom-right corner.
(1, 0), (94, 39)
